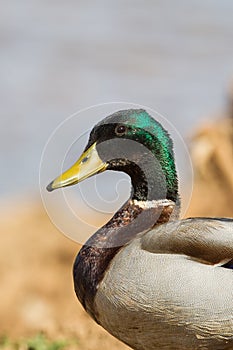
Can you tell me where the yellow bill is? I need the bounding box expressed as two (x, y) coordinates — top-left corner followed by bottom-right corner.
(47, 142), (107, 192)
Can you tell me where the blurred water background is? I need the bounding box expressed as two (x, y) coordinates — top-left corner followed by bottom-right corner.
(1, 0), (233, 199)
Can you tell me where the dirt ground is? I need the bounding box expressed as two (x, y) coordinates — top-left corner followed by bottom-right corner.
(0, 199), (130, 350)
(1, 117), (233, 349)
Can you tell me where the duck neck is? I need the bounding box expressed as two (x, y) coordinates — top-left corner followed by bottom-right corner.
(109, 152), (179, 203)
(73, 197), (177, 322)
(131, 163), (178, 203)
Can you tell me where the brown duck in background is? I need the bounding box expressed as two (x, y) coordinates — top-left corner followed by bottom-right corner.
(47, 109), (233, 350)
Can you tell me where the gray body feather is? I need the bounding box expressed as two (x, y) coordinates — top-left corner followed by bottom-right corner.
(95, 218), (233, 350)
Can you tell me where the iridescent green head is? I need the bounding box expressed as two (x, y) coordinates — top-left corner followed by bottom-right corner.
(47, 109), (178, 203)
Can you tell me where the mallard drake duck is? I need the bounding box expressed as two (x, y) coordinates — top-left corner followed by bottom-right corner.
(47, 109), (233, 350)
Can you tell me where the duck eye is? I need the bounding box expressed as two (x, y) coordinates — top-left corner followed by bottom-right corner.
(115, 125), (127, 136)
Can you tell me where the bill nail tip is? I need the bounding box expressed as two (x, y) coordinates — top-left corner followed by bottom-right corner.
(46, 182), (54, 192)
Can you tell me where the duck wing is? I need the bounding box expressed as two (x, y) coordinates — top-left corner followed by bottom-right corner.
(141, 217), (233, 266)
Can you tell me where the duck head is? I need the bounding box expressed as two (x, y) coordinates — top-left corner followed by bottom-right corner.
(47, 109), (178, 203)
